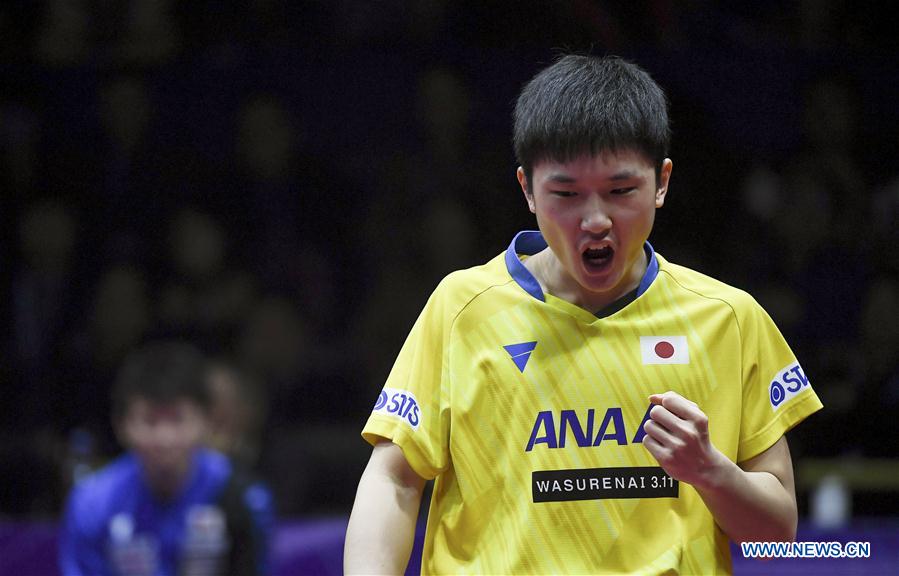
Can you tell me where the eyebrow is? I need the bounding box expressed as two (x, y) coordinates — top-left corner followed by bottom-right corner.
(545, 173), (577, 184)
(609, 170), (642, 181)
(545, 170), (644, 184)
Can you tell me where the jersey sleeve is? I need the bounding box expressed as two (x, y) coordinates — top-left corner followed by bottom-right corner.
(737, 299), (824, 462)
(361, 279), (454, 480)
(59, 484), (110, 576)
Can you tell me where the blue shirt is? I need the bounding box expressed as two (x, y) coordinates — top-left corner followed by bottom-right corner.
(60, 449), (273, 576)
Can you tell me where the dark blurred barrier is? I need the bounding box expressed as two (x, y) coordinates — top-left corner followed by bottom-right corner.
(798, 459), (899, 491)
(2, 517), (898, 575)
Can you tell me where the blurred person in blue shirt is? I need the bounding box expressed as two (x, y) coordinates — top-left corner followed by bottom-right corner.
(60, 341), (273, 576)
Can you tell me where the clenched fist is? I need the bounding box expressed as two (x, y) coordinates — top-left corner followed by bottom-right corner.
(642, 391), (730, 490)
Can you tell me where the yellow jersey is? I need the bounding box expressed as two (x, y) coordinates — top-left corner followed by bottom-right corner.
(362, 231), (823, 575)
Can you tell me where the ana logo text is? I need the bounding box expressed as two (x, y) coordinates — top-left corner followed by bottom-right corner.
(526, 405), (654, 452)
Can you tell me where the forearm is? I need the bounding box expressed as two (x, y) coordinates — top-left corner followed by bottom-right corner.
(693, 457), (797, 544)
(344, 451), (424, 575)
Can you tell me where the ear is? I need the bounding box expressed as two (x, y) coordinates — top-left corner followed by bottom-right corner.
(655, 159), (673, 208)
(517, 167), (536, 213)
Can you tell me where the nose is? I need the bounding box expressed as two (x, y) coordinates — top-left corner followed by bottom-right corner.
(580, 196), (611, 234)
(151, 422), (180, 449)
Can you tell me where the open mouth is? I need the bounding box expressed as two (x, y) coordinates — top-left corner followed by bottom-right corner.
(582, 245), (614, 272)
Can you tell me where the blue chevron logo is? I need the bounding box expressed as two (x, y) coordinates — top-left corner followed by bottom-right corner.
(503, 341), (538, 373)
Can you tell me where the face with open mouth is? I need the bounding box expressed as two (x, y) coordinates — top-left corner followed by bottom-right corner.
(518, 150), (672, 312)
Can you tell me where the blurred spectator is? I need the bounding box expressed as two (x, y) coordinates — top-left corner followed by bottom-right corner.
(795, 0), (878, 52)
(363, 66), (511, 269)
(236, 94), (294, 184)
(411, 66), (517, 251)
(205, 359), (267, 470)
(0, 192), (80, 515)
(33, 0), (92, 67)
(415, 67), (470, 170)
(62, 264), (152, 450)
(93, 73), (157, 251)
(0, 103), (41, 203)
(786, 75), (870, 437)
(353, 65), (510, 387)
(110, 0), (180, 67)
(236, 295), (310, 514)
(862, 147), (899, 395)
(235, 293), (359, 425)
(157, 207), (258, 351)
(860, 278), (899, 389)
(86, 265), (152, 375)
(10, 199), (79, 410)
(231, 93), (349, 313)
(60, 340), (273, 575)
(0, 199), (82, 516)
(354, 196), (477, 385)
(0, 426), (63, 517)
(237, 295), (309, 403)
(857, 277), (899, 458)
(239, 294), (363, 514)
(0, 2), (38, 64)
(1, 101), (84, 517)
(733, 71), (875, 459)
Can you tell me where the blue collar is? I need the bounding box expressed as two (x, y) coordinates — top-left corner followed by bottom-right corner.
(504, 230), (659, 303)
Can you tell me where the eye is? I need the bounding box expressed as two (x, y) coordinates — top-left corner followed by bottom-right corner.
(551, 190), (577, 198)
(610, 187), (636, 195)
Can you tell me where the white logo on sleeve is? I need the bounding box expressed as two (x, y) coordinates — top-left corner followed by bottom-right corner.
(640, 336), (689, 364)
(769, 362), (811, 411)
(372, 387), (421, 429)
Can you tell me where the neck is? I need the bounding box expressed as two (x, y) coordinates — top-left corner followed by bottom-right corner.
(143, 457), (194, 503)
(530, 247), (646, 314)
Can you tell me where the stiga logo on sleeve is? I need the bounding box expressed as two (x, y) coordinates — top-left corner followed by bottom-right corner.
(372, 387), (421, 429)
(769, 362), (810, 411)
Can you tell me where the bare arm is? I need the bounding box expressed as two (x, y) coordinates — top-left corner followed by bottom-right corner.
(344, 441), (426, 575)
(695, 435), (797, 544)
(643, 392), (797, 544)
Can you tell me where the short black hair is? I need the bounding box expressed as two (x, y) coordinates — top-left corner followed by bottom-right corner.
(112, 341), (210, 420)
(513, 54), (671, 187)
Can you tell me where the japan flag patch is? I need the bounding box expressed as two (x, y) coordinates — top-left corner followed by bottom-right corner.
(640, 336), (689, 365)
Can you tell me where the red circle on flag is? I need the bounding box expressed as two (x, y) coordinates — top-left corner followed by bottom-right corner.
(654, 341), (675, 359)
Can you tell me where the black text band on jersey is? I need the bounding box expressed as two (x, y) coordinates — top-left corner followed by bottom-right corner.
(532, 466), (679, 502)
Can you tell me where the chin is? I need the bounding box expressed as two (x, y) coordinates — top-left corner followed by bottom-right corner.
(146, 457), (185, 474)
(578, 268), (623, 293)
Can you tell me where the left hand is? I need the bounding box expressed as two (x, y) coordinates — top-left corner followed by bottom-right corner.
(642, 391), (729, 489)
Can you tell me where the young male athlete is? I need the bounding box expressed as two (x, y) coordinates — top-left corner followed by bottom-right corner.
(60, 341), (273, 576)
(345, 55), (823, 574)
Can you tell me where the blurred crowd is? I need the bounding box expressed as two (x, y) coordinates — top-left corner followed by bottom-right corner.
(1, 1), (897, 519)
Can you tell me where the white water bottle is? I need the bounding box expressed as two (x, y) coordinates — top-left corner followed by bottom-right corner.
(811, 474), (850, 529)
